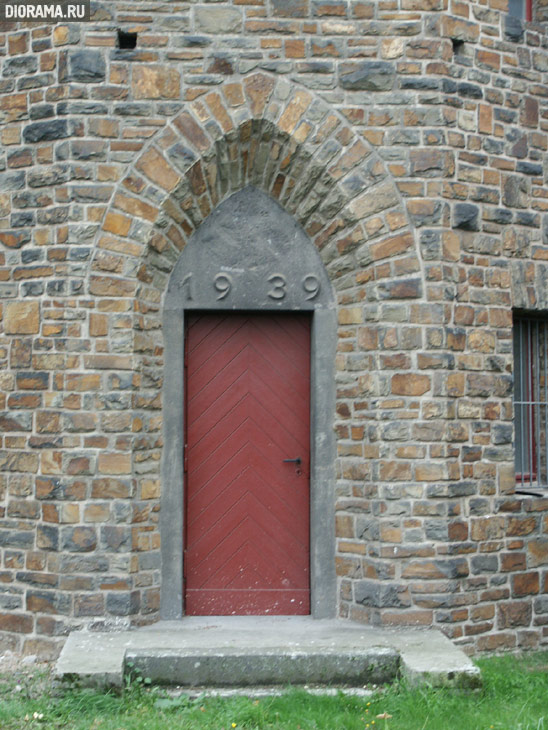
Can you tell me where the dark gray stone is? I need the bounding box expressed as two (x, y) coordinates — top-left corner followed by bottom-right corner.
(60, 527), (97, 553)
(36, 207), (69, 224)
(340, 62), (395, 91)
(457, 81), (483, 99)
(114, 103), (154, 116)
(22, 282), (44, 296)
(453, 202), (479, 231)
(400, 77), (440, 90)
(3, 56), (38, 77)
(46, 281), (66, 296)
(0, 529), (34, 549)
(516, 161), (542, 176)
(471, 555), (499, 573)
(0, 171), (25, 191)
(442, 79), (457, 94)
(90, 1), (114, 21)
(106, 591), (141, 616)
(28, 166), (69, 187)
(29, 104), (54, 120)
(23, 119), (69, 143)
(492, 424), (513, 445)
(63, 49), (106, 83)
(18, 73), (54, 90)
(10, 212), (34, 228)
(503, 174), (528, 208)
(355, 580), (412, 608)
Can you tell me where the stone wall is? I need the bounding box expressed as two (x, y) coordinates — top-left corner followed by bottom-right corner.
(0, 0), (548, 658)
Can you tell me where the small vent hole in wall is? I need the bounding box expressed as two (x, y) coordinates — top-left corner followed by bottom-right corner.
(452, 38), (465, 56)
(117, 29), (137, 49)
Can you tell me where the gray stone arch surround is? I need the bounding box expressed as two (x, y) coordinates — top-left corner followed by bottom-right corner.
(160, 186), (338, 619)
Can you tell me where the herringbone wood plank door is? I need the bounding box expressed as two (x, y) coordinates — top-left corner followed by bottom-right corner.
(184, 312), (311, 615)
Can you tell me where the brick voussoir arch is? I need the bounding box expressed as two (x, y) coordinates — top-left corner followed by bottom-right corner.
(93, 71), (423, 303)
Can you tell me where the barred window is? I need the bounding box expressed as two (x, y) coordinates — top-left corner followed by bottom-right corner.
(513, 315), (548, 491)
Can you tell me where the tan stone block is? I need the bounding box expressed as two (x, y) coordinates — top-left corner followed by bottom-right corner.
(278, 90), (312, 135)
(468, 331), (496, 353)
(243, 73), (276, 117)
(133, 66), (180, 100)
(2, 126), (21, 145)
(103, 211), (132, 236)
(470, 516), (505, 541)
(141, 479), (161, 500)
(4, 301), (39, 334)
(0, 93), (28, 123)
(136, 146), (180, 192)
(338, 307), (363, 325)
(338, 540), (366, 555)
(89, 313), (108, 337)
(381, 38), (405, 59)
(380, 461), (411, 481)
(89, 276), (136, 297)
(380, 524), (402, 542)
(349, 181), (399, 219)
(113, 193), (158, 223)
(204, 92), (234, 134)
(370, 232), (414, 261)
(92, 478), (131, 499)
(223, 83), (245, 107)
(60, 504), (79, 524)
(98, 452), (131, 475)
(65, 374), (101, 391)
(41, 451), (62, 475)
(415, 463), (446, 481)
(391, 373), (430, 396)
(440, 14), (479, 42)
(507, 517), (538, 537)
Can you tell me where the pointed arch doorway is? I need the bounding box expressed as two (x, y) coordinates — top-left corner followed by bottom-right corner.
(160, 186), (337, 619)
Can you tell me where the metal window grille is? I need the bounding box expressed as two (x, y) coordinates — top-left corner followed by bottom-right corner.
(513, 316), (548, 489)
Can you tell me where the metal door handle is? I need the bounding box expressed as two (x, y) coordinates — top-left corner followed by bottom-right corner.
(283, 458), (302, 465)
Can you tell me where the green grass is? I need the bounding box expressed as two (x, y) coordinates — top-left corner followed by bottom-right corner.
(0, 651), (547, 730)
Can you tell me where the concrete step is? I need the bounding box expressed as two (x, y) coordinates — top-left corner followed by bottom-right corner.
(55, 616), (481, 690)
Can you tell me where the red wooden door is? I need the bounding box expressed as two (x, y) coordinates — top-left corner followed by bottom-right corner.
(184, 312), (311, 615)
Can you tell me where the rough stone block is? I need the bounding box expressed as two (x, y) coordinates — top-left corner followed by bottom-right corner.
(195, 7), (242, 33)
(512, 572), (540, 597)
(62, 49), (106, 82)
(355, 580), (411, 608)
(23, 120), (69, 144)
(133, 66), (180, 100)
(527, 538), (548, 567)
(4, 301), (40, 334)
(61, 527), (97, 553)
(391, 374), (430, 396)
(339, 62), (395, 91)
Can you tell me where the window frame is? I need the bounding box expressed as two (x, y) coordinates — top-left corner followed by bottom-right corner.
(508, 0), (533, 21)
(513, 312), (548, 493)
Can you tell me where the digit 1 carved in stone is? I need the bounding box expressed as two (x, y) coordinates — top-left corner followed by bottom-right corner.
(180, 273), (193, 301)
(214, 273), (232, 300)
(267, 274), (287, 300)
(302, 274), (320, 300)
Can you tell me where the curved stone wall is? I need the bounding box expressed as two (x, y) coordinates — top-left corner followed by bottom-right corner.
(0, 1), (548, 656)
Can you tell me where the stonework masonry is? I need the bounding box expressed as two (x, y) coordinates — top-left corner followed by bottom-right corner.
(1, 0), (548, 658)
